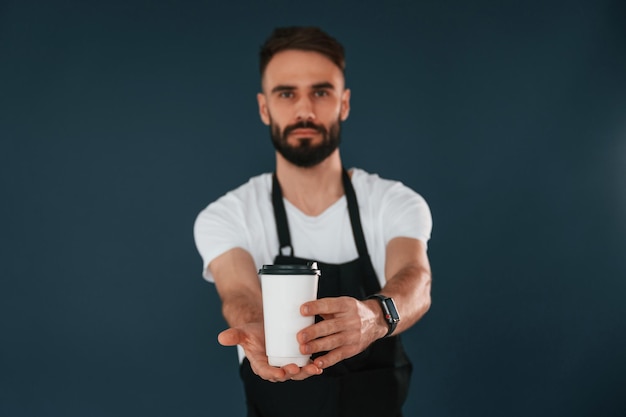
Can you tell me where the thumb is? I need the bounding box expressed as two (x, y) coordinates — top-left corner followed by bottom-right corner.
(217, 328), (244, 347)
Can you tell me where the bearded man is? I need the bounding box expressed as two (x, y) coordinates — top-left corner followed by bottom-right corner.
(194, 26), (433, 417)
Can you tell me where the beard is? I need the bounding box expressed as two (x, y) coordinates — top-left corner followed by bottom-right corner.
(269, 117), (342, 168)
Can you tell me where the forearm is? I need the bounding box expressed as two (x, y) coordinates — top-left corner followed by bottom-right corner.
(210, 247), (264, 328)
(372, 236), (432, 336)
(378, 264), (431, 335)
(221, 292), (264, 328)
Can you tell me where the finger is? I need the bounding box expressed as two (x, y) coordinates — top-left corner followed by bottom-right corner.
(257, 367), (287, 382)
(301, 331), (352, 356)
(248, 356), (288, 382)
(217, 328), (243, 346)
(281, 363), (301, 377)
(311, 347), (354, 369)
(263, 361), (323, 382)
(301, 297), (350, 316)
(298, 318), (345, 344)
(279, 362), (318, 381)
(290, 363), (323, 381)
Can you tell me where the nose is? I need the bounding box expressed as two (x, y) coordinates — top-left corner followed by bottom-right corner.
(295, 96), (315, 122)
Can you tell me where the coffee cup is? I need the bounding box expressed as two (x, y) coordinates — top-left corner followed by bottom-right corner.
(259, 263), (320, 367)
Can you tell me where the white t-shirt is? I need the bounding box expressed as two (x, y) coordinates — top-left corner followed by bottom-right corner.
(194, 168), (432, 286)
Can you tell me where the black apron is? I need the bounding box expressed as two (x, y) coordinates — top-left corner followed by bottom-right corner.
(240, 169), (412, 417)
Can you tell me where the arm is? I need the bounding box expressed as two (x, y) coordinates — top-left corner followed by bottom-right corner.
(297, 237), (432, 369)
(211, 247), (322, 381)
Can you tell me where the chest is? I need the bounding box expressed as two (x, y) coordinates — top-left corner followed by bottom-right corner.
(282, 197), (359, 263)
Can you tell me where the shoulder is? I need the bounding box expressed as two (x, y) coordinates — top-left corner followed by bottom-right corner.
(350, 167), (425, 202)
(350, 167), (432, 244)
(350, 167), (396, 188)
(195, 173), (272, 223)
(350, 167), (431, 221)
(221, 172), (272, 202)
(207, 173), (271, 207)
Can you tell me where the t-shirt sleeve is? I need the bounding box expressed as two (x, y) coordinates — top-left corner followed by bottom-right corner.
(380, 181), (432, 248)
(193, 192), (249, 282)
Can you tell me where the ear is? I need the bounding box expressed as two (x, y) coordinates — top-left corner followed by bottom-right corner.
(257, 93), (270, 126)
(340, 88), (351, 121)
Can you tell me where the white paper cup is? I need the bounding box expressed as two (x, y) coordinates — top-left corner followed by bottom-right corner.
(259, 263), (320, 367)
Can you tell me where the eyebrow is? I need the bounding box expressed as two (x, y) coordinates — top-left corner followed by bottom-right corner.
(270, 82), (336, 94)
(312, 82), (335, 90)
(271, 85), (296, 94)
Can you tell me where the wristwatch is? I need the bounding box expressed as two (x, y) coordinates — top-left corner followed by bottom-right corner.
(367, 294), (400, 337)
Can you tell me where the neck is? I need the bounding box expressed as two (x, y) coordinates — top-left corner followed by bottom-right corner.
(275, 150), (344, 216)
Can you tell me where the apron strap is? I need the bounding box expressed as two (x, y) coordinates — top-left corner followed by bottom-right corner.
(272, 173), (293, 257)
(341, 168), (370, 259)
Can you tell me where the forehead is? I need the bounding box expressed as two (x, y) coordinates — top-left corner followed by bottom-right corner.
(262, 49), (345, 91)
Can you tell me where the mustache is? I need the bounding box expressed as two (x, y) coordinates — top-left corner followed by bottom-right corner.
(283, 121), (327, 137)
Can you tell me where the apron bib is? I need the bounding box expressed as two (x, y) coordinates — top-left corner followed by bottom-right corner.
(240, 169), (412, 417)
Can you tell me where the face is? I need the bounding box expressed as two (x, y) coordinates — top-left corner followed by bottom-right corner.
(257, 50), (351, 167)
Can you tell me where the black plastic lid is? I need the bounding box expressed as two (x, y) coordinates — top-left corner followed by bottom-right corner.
(258, 262), (321, 276)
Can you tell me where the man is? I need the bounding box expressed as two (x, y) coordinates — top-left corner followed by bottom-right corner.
(194, 26), (432, 417)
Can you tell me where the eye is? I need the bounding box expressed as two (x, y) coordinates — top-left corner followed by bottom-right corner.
(279, 91), (294, 99)
(314, 90), (329, 98)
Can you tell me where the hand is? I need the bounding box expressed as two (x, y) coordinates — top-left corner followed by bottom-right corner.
(217, 322), (323, 382)
(297, 297), (387, 369)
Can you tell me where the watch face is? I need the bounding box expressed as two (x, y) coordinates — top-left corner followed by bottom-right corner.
(384, 298), (400, 323)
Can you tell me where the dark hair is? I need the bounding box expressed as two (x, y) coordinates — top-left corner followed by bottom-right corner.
(259, 27), (346, 77)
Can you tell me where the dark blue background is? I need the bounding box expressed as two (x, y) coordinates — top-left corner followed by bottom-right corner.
(1, 0), (625, 416)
